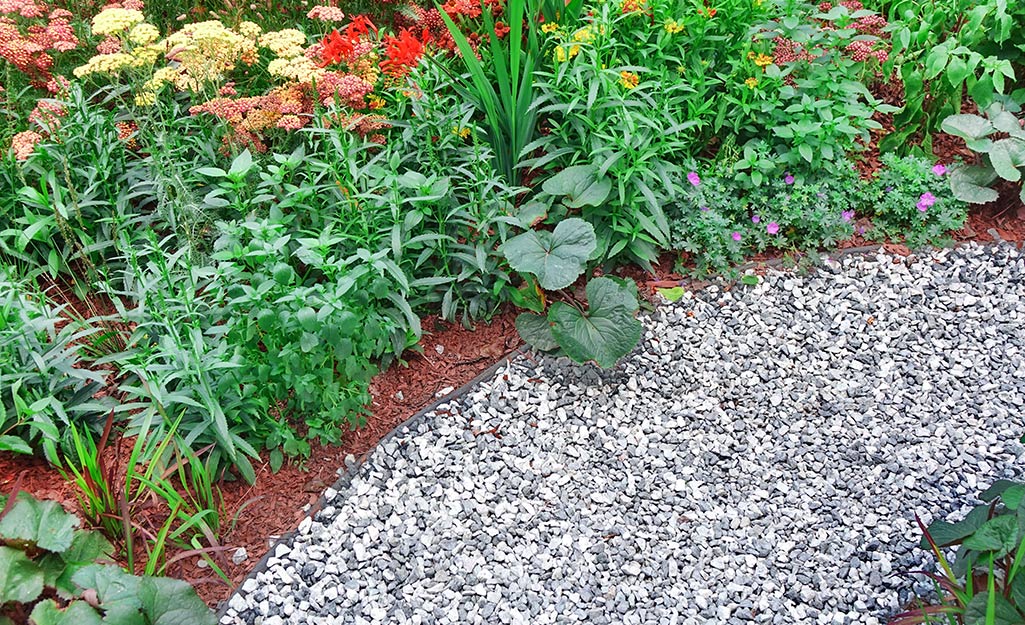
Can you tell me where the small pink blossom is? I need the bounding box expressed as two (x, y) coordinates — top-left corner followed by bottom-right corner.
(917, 192), (936, 212)
(932, 163), (947, 176)
(687, 171), (701, 187)
(841, 210), (855, 222)
(784, 173), (795, 185)
(751, 215), (760, 223)
(766, 222), (780, 235)
(731, 231), (742, 241)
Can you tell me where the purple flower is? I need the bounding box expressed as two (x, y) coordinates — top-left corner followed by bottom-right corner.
(700, 205), (709, 212)
(766, 222), (780, 235)
(917, 201), (929, 212)
(687, 171), (701, 187)
(919, 192), (936, 207)
(751, 214), (760, 223)
(841, 210), (855, 222)
(731, 231), (742, 241)
(932, 163), (947, 176)
(885, 186), (894, 192)
(784, 173), (795, 185)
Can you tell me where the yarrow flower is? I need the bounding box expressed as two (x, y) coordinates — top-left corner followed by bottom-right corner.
(10, 130), (43, 160)
(841, 210), (855, 222)
(932, 163), (947, 176)
(687, 171), (700, 186)
(766, 222), (780, 235)
(916, 192), (936, 212)
(90, 7), (145, 36)
(307, 5), (346, 21)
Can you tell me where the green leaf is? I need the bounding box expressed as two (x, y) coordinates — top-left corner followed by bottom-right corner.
(0, 494), (78, 552)
(0, 435), (33, 455)
(71, 564), (142, 620)
(657, 286), (685, 302)
(515, 312), (559, 352)
(137, 576), (217, 625)
(741, 275), (760, 286)
(500, 218), (596, 291)
(541, 165), (612, 208)
(1003, 486), (1025, 510)
(963, 515), (1019, 557)
(982, 480), (1022, 502)
(195, 167), (226, 178)
(950, 165), (1000, 204)
(925, 505), (991, 547)
(942, 114), (994, 141)
(29, 599), (104, 625)
(549, 277), (642, 368)
(228, 149), (253, 177)
(988, 139), (1023, 182)
(963, 592), (1025, 625)
(0, 546), (44, 603)
(271, 263), (294, 286)
(1012, 572), (1025, 609)
(924, 46), (949, 80)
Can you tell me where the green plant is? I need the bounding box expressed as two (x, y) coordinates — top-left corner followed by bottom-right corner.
(892, 480), (1025, 625)
(0, 489), (215, 625)
(436, 0), (541, 185)
(942, 101), (1025, 205)
(500, 217), (642, 368)
(865, 153), (967, 247)
(881, 0), (1024, 153)
(0, 268), (107, 462)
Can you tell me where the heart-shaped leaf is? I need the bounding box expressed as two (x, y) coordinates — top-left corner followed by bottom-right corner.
(515, 312), (559, 352)
(500, 218), (596, 290)
(542, 165), (612, 208)
(0, 494), (78, 553)
(549, 277), (641, 368)
(137, 576), (217, 625)
(942, 114), (994, 141)
(963, 515), (1020, 557)
(924, 505), (990, 548)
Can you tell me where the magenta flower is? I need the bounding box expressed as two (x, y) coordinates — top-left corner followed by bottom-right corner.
(932, 163), (947, 176)
(766, 222), (780, 235)
(751, 214), (760, 223)
(917, 191), (937, 212)
(731, 231), (742, 241)
(687, 171), (701, 187)
(917, 201), (929, 212)
(841, 210), (855, 222)
(700, 205), (709, 211)
(784, 173), (795, 185)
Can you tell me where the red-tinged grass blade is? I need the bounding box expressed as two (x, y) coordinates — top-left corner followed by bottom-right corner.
(917, 514), (960, 588)
(890, 604), (962, 625)
(0, 471), (26, 522)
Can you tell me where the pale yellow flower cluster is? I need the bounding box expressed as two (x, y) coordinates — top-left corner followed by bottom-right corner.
(258, 29), (306, 58)
(73, 52), (135, 77)
(164, 20), (259, 90)
(267, 56), (322, 82)
(128, 23), (160, 45)
(238, 21), (262, 40)
(91, 7), (145, 36)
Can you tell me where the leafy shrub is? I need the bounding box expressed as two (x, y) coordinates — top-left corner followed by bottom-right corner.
(0, 269), (107, 462)
(942, 101), (1025, 206)
(865, 153), (967, 247)
(0, 490), (215, 625)
(893, 480), (1025, 625)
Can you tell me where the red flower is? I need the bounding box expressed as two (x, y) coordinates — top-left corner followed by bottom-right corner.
(494, 21), (510, 38)
(380, 28), (428, 78)
(320, 29), (353, 66)
(345, 15), (377, 38)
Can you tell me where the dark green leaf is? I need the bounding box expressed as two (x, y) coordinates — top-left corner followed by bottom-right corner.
(515, 312), (559, 352)
(500, 218), (596, 291)
(29, 599), (103, 625)
(924, 505), (991, 547)
(963, 591), (1025, 625)
(0, 546), (44, 603)
(137, 576), (216, 625)
(0, 494), (78, 552)
(549, 277), (642, 368)
(963, 515), (1019, 557)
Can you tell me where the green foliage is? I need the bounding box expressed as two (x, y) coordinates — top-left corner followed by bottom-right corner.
(501, 218), (641, 367)
(881, 0), (1024, 153)
(0, 269), (107, 462)
(864, 154), (967, 247)
(892, 480), (1025, 625)
(0, 490), (214, 625)
(942, 101), (1025, 206)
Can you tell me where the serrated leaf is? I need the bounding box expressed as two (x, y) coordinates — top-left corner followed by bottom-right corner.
(549, 277), (641, 368)
(946, 55), (970, 88)
(500, 218), (596, 291)
(515, 312), (559, 352)
(0, 494), (78, 552)
(137, 576), (216, 625)
(0, 435), (32, 455)
(942, 114), (994, 141)
(71, 565), (142, 621)
(924, 505), (991, 548)
(0, 546), (44, 603)
(29, 599), (103, 625)
(963, 514), (1019, 557)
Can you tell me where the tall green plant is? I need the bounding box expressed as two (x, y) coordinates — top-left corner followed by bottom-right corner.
(436, 0), (541, 185)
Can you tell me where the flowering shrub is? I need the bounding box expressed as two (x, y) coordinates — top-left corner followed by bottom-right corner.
(864, 153), (967, 247)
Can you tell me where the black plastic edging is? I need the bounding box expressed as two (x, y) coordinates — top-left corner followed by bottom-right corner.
(216, 345), (528, 618)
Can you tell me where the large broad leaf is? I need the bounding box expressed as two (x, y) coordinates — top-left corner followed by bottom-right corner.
(136, 577), (216, 625)
(942, 114), (994, 141)
(924, 505), (991, 548)
(500, 218), (596, 290)
(963, 515), (1020, 557)
(549, 277), (641, 368)
(71, 565), (141, 622)
(29, 600), (104, 625)
(950, 165), (1000, 204)
(988, 139), (1024, 182)
(981, 480), (1022, 502)
(46, 531), (115, 598)
(516, 312), (559, 352)
(541, 165), (612, 208)
(963, 592), (1025, 625)
(0, 546), (44, 604)
(0, 494), (79, 552)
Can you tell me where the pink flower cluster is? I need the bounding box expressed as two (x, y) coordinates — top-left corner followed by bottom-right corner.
(0, 0), (78, 91)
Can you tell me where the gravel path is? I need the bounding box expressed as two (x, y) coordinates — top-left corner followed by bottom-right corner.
(221, 243), (1025, 625)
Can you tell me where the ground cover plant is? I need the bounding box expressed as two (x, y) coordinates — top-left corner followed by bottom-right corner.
(0, 0), (1023, 610)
